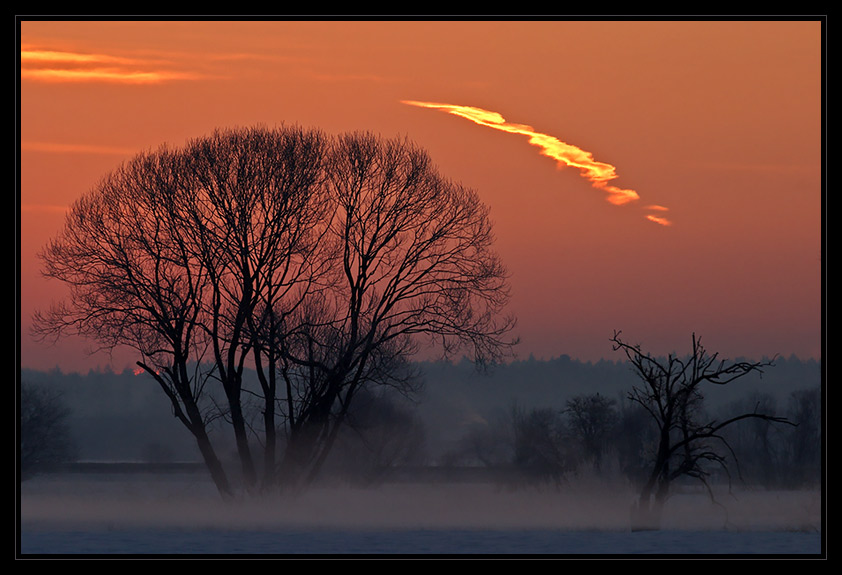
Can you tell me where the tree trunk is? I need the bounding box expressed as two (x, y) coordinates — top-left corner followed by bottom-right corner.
(192, 427), (235, 501)
(228, 395), (258, 490)
(262, 395), (276, 490)
(631, 429), (670, 531)
(278, 394), (336, 490)
(253, 342), (278, 491)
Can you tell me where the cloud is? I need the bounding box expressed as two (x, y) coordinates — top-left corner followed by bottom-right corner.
(21, 67), (197, 84)
(645, 214), (673, 227)
(21, 48), (140, 65)
(644, 204), (672, 226)
(20, 47), (201, 84)
(403, 100), (672, 226)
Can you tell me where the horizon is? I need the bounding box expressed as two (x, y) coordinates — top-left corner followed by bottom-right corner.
(19, 348), (821, 380)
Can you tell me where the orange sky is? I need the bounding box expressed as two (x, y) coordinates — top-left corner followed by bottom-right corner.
(17, 19), (824, 373)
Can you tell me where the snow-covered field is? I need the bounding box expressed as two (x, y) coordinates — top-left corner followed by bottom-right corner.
(18, 472), (823, 556)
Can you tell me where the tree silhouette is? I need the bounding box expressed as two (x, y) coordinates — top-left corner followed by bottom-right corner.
(784, 386), (821, 487)
(511, 404), (570, 484)
(20, 382), (76, 479)
(610, 331), (792, 530)
(33, 125), (516, 498)
(563, 392), (618, 472)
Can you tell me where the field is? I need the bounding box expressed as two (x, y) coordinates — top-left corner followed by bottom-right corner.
(18, 470), (823, 557)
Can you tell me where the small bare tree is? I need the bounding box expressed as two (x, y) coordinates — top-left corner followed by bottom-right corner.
(610, 331), (792, 530)
(511, 404), (571, 484)
(20, 382), (76, 480)
(784, 386), (821, 487)
(563, 392), (618, 472)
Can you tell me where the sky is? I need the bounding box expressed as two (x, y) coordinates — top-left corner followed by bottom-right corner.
(17, 18), (824, 374)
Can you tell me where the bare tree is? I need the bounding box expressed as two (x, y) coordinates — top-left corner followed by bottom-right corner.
(721, 391), (785, 488)
(20, 382), (76, 479)
(510, 404), (572, 484)
(610, 331), (792, 530)
(456, 408), (515, 469)
(784, 386), (821, 487)
(33, 126), (516, 498)
(563, 392), (618, 472)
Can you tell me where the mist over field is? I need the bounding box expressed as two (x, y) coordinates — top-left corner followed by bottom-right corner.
(19, 471), (822, 555)
(21, 472), (821, 532)
(19, 355), (823, 556)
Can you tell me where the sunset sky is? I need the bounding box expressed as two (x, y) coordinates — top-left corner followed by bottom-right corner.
(17, 19), (824, 374)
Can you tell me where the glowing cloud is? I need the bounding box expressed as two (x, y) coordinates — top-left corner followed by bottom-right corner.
(21, 67), (194, 84)
(20, 47), (199, 84)
(644, 204), (673, 227)
(403, 100), (671, 225)
(646, 214), (673, 227)
(21, 48), (140, 65)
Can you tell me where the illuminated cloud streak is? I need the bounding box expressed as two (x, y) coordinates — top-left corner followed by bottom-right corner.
(644, 204), (673, 227)
(21, 48), (140, 65)
(646, 213), (672, 226)
(403, 100), (672, 225)
(21, 67), (195, 83)
(21, 47), (199, 84)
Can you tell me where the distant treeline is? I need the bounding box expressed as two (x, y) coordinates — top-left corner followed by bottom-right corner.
(414, 354), (821, 442)
(20, 354), (820, 465)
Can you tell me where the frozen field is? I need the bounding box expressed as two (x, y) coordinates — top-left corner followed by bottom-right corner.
(18, 472), (823, 557)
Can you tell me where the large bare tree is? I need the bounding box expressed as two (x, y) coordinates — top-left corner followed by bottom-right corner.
(610, 331), (792, 530)
(33, 126), (516, 498)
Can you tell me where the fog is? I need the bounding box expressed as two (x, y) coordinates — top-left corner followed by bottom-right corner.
(21, 474), (825, 556)
(21, 470), (821, 532)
